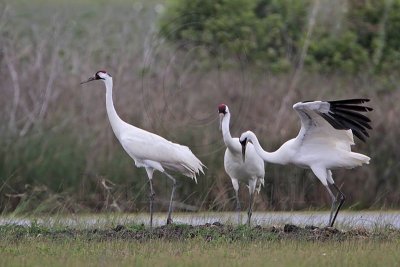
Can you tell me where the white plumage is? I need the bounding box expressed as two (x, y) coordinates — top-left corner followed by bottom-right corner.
(81, 70), (204, 227)
(239, 99), (372, 227)
(218, 104), (265, 226)
(120, 129), (203, 182)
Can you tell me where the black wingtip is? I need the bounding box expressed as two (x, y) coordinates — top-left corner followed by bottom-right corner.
(318, 98), (373, 142)
(353, 129), (366, 143)
(332, 105), (373, 113)
(329, 98), (370, 105)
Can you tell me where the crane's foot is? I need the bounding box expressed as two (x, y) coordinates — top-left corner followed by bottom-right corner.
(330, 193), (346, 227)
(235, 193), (241, 225)
(247, 212), (252, 227)
(164, 172), (176, 226)
(166, 217), (173, 225)
(149, 192), (155, 229)
(237, 213), (241, 225)
(247, 191), (254, 228)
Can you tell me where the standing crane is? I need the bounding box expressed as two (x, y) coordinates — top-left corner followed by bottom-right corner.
(81, 70), (205, 227)
(239, 99), (372, 227)
(218, 104), (265, 226)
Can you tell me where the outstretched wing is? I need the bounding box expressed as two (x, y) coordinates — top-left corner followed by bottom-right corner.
(119, 128), (205, 181)
(293, 99), (372, 150)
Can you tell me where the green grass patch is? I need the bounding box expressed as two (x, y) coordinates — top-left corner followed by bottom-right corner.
(0, 222), (399, 266)
(0, 237), (399, 266)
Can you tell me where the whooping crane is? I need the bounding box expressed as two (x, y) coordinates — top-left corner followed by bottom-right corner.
(81, 70), (205, 227)
(239, 99), (372, 227)
(219, 104), (265, 226)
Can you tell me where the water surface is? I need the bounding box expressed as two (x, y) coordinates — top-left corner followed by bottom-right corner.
(1, 211), (399, 229)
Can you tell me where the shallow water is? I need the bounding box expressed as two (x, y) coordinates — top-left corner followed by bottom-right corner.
(1, 211), (399, 229)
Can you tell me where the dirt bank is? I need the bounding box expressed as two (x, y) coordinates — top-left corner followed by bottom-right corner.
(2, 222), (399, 242)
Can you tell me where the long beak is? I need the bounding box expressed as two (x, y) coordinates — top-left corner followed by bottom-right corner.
(239, 138), (248, 162)
(80, 76), (96, 84)
(219, 113), (224, 131)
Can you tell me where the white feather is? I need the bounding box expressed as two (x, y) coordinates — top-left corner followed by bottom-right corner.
(119, 126), (204, 182)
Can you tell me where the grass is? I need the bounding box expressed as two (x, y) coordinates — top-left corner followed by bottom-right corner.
(1, 213), (399, 266)
(0, 236), (399, 266)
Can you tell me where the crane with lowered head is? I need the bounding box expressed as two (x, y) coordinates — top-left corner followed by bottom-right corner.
(218, 104), (265, 226)
(239, 99), (372, 227)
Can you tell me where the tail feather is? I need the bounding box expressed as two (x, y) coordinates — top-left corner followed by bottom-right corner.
(349, 152), (370, 167)
(178, 147), (205, 182)
(256, 177), (265, 194)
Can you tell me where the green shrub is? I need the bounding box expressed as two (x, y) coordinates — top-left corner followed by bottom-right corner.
(252, 0), (309, 70)
(159, 0), (309, 71)
(160, 0), (258, 59)
(159, 0), (400, 74)
(306, 31), (369, 73)
(347, 0), (400, 72)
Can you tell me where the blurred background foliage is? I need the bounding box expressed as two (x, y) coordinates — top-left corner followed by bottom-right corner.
(0, 0), (399, 215)
(160, 0), (400, 74)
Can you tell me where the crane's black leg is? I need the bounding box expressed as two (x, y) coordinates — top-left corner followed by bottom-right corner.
(149, 179), (155, 229)
(247, 191), (255, 227)
(165, 172), (177, 225)
(325, 185), (336, 227)
(235, 189), (241, 225)
(330, 183), (346, 227)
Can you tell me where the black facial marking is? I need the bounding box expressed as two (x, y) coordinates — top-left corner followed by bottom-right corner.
(95, 70), (108, 80)
(239, 138), (247, 146)
(95, 73), (102, 80)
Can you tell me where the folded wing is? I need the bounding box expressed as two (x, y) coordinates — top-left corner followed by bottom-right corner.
(120, 130), (205, 182)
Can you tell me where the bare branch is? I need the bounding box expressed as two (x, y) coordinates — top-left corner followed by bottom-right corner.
(274, 0), (320, 130)
(4, 47), (21, 133)
(372, 0), (393, 67)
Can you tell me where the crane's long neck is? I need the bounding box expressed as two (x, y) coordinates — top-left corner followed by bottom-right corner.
(249, 134), (287, 165)
(221, 113), (237, 151)
(105, 78), (125, 138)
